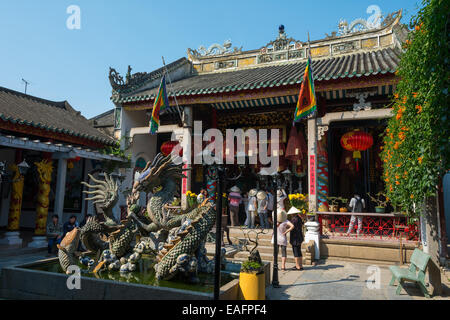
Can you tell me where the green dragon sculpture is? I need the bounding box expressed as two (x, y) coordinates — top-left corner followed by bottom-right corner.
(57, 154), (216, 282)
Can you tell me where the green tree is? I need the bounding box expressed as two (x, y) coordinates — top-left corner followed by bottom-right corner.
(381, 0), (449, 295)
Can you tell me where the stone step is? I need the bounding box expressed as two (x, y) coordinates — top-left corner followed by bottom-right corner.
(234, 251), (297, 264)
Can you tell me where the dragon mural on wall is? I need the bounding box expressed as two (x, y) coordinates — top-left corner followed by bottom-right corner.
(57, 153), (216, 282)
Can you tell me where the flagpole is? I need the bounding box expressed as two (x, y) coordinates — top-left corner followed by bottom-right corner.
(161, 56), (184, 123)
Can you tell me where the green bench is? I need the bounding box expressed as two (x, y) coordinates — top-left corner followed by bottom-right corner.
(389, 248), (431, 298)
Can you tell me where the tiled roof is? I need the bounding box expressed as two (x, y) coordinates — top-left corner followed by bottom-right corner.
(0, 86), (116, 145)
(114, 47), (401, 104)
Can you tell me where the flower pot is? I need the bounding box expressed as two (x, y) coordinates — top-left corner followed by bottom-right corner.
(329, 205), (338, 212)
(238, 271), (265, 300)
(375, 206), (385, 213)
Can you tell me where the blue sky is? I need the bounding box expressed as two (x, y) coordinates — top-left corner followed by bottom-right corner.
(0, 0), (421, 118)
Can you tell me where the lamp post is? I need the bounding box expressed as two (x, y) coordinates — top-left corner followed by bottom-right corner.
(271, 171), (281, 288)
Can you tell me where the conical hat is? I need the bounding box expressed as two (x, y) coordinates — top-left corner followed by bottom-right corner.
(287, 206), (301, 215)
(256, 191), (267, 200)
(249, 189), (257, 197)
(229, 186), (240, 193)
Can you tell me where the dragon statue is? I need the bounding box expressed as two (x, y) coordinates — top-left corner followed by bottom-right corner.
(57, 153), (217, 282)
(34, 159), (53, 235)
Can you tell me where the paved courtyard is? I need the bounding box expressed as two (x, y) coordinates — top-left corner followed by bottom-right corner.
(267, 259), (450, 300)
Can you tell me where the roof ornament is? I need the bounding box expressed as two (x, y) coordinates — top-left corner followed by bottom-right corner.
(187, 40), (242, 58)
(337, 5), (383, 36)
(109, 66), (149, 92)
(260, 25), (302, 54)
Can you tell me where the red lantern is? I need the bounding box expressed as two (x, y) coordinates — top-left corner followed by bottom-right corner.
(340, 130), (373, 171)
(160, 141), (181, 156)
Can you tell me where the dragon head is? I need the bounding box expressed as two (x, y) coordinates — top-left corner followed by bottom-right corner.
(132, 153), (185, 195)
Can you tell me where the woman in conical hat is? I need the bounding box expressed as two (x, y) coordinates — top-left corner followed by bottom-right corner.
(287, 206), (304, 271)
(271, 208), (294, 271)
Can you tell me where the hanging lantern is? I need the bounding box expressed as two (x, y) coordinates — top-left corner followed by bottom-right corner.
(160, 141), (181, 156)
(286, 125), (302, 162)
(340, 129), (373, 171)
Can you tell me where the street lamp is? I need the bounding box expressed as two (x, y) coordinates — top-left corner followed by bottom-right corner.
(270, 171), (281, 288)
(282, 169), (293, 194)
(17, 160), (30, 176)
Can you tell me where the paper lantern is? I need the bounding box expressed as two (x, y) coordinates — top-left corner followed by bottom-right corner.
(340, 129), (373, 171)
(161, 141), (181, 156)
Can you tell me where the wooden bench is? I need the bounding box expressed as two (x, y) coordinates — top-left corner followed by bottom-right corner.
(389, 248), (431, 298)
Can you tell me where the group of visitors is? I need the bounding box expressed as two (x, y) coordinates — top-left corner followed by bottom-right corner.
(226, 186), (288, 230)
(46, 214), (91, 255)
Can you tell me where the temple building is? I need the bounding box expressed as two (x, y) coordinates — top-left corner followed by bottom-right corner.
(108, 10), (448, 260)
(111, 11), (404, 202)
(0, 86), (124, 247)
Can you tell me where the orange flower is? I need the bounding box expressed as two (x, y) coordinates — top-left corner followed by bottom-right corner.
(418, 157), (423, 164)
(396, 181), (400, 185)
(416, 105), (422, 113)
(394, 93), (399, 99)
(394, 142), (399, 150)
(410, 194), (414, 199)
(415, 25), (420, 31)
(412, 92), (418, 98)
(398, 132), (406, 140)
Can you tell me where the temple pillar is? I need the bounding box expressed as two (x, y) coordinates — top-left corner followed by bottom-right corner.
(29, 155), (67, 248)
(0, 151), (25, 246)
(306, 117), (320, 260)
(181, 106), (193, 209)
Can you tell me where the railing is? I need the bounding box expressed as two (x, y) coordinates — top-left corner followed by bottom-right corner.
(316, 211), (419, 242)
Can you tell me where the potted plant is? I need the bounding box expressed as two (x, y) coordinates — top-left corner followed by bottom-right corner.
(327, 196), (347, 212)
(367, 192), (389, 213)
(238, 230), (266, 300)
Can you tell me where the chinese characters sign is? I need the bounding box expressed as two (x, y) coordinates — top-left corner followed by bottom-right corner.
(309, 155), (316, 195)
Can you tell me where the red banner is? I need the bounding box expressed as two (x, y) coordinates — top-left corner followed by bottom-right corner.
(309, 155), (316, 195)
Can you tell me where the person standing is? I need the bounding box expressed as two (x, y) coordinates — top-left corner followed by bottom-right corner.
(46, 214), (62, 255)
(257, 191), (269, 229)
(246, 189), (257, 228)
(346, 192), (366, 236)
(277, 188), (288, 211)
(228, 186), (242, 227)
(266, 188), (274, 227)
(287, 207), (304, 270)
(271, 210), (294, 271)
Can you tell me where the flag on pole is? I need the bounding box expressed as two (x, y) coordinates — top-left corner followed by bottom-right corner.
(293, 56), (317, 122)
(149, 75), (170, 134)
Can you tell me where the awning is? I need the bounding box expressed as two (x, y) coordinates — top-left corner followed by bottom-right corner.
(0, 133), (126, 162)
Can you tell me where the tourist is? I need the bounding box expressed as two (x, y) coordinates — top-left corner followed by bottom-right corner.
(46, 214), (62, 255)
(197, 189), (208, 204)
(287, 207), (304, 270)
(246, 189), (257, 228)
(271, 209), (294, 271)
(277, 188), (288, 211)
(62, 215), (79, 238)
(228, 186), (242, 226)
(257, 190), (269, 229)
(266, 188), (274, 227)
(346, 191), (366, 236)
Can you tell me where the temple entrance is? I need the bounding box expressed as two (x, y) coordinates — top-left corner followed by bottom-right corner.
(327, 119), (387, 212)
